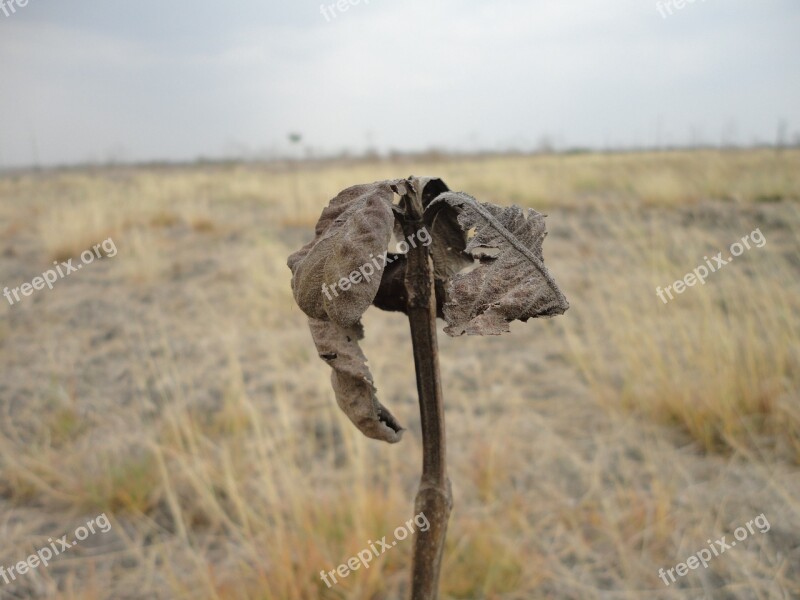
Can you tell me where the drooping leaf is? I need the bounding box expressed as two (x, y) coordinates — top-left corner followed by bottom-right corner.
(425, 191), (569, 336)
(288, 181), (407, 444)
(287, 177), (568, 444)
(287, 180), (399, 328)
(308, 318), (404, 443)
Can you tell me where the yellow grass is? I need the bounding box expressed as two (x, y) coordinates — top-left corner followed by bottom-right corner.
(0, 150), (798, 599)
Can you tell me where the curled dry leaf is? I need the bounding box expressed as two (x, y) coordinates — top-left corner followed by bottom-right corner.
(427, 191), (569, 336)
(308, 318), (404, 443)
(288, 176), (568, 442)
(287, 180), (399, 327)
(288, 180), (406, 443)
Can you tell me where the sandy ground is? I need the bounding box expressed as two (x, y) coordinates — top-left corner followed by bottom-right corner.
(0, 154), (798, 599)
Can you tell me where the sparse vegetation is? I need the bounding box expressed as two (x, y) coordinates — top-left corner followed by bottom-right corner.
(0, 150), (798, 599)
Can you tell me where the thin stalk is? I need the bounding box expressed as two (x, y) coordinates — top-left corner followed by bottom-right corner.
(403, 191), (452, 600)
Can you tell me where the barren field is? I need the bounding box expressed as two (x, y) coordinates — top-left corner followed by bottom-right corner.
(0, 150), (798, 599)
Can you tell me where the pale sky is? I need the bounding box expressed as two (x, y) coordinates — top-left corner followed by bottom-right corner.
(1, 0), (798, 167)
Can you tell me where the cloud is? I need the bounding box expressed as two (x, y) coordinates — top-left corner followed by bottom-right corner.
(0, 0), (798, 167)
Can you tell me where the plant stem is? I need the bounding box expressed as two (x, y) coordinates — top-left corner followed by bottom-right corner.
(403, 190), (452, 600)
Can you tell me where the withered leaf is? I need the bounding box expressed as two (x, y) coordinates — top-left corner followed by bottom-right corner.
(288, 180), (407, 444)
(287, 180), (399, 328)
(288, 176), (568, 443)
(308, 318), (404, 443)
(426, 191), (569, 336)
(427, 199), (473, 281)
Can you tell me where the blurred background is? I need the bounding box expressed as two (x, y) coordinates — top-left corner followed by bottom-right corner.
(0, 1), (799, 599)
(2, 0), (800, 167)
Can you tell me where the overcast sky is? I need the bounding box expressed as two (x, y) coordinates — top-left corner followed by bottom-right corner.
(1, 0), (798, 167)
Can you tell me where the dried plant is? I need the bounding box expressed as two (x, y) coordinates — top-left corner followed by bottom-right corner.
(288, 176), (568, 598)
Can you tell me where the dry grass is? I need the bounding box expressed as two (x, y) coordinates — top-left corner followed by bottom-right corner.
(0, 150), (798, 599)
(561, 200), (800, 461)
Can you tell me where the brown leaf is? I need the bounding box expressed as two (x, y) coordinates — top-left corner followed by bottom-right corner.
(309, 318), (404, 443)
(426, 191), (569, 336)
(427, 200), (473, 281)
(287, 180), (399, 327)
(288, 177), (568, 443)
(288, 181), (407, 443)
